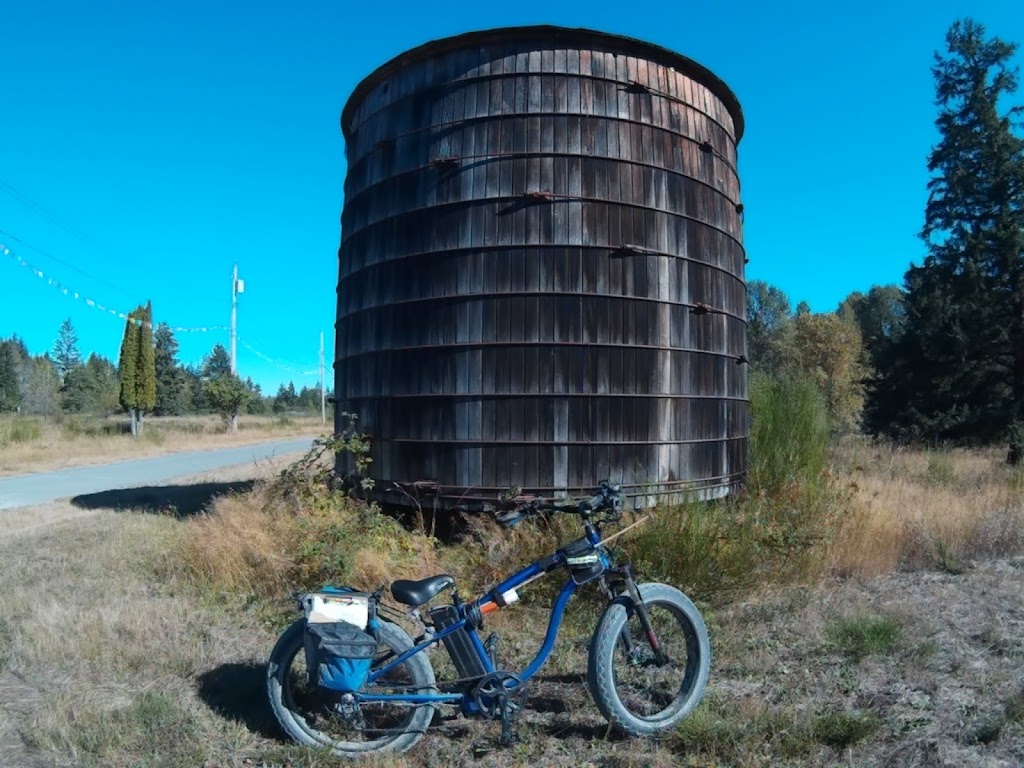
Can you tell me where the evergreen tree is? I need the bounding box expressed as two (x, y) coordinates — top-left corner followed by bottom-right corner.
(204, 375), (251, 431)
(746, 280), (794, 376)
(878, 19), (1024, 448)
(52, 318), (82, 383)
(201, 343), (246, 431)
(182, 365), (204, 412)
(202, 344), (232, 380)
(0, 339), (22, 412)
(838, 285), (907, 434)
(153, 323), (189, 416)
(63, 354), (119, 413)
(118, 303), (157, 435)
(272, 381), (298, 413)
(836, 286), (904, 367)
(244, 378), (267, 414)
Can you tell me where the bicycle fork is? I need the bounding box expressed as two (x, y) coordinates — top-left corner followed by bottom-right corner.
(603, 567), (670, 667)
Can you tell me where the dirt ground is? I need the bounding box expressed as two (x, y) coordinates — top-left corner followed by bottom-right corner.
(0, 457), (1022, 766)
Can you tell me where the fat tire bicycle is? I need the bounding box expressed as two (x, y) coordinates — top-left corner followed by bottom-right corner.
(266, 482), (711, 756)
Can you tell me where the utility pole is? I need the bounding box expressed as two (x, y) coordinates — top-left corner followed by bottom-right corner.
(319, 330), (326, 425)
(230, 264), (244, 375)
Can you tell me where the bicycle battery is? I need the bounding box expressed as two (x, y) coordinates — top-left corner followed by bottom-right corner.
(429, 605), (488, 680)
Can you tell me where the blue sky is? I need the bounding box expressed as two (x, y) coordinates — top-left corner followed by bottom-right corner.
(2, 1), (1022, 393)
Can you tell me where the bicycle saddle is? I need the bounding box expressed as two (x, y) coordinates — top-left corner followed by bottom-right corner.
(390, 574), (456, 606)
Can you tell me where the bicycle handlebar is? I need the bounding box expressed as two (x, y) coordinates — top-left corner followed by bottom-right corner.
(496, 481), (622, 528)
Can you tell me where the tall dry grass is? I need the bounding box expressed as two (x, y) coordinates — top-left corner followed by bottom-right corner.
(829, 440), (1024, 577)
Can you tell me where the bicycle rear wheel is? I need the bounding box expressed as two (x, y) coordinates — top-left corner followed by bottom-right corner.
(267, 618), (436, 755)
(587, 582), (710, 736)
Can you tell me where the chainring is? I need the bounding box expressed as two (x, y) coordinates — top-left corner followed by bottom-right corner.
(472, 671), (527, 720)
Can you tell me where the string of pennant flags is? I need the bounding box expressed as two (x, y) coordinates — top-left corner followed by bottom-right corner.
(1, 240), (228, 333)
(3, 237), (323, 379)
(239, 338), (319, 377)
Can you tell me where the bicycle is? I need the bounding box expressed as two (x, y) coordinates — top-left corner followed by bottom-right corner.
(266, 481), (711, 756)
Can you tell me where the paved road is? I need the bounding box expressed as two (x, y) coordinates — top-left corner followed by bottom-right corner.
(0, 437), (314, 510)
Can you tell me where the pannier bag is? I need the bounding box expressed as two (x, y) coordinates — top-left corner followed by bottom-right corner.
(304, 620), (379, 693)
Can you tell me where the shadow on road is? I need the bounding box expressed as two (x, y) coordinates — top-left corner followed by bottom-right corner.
(197, 662), (284, 740)
(71, 480), (255, 516)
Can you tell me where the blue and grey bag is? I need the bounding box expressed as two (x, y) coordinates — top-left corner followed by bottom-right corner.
(304, 620), (379, 693)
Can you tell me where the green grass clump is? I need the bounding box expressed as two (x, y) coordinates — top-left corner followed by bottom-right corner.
(828, 614), (903, 661)
(812, 709), (882, 748)
(0, 416), (43, 446)
(673, 698), (814, 762)
(926, 450), (956, 485)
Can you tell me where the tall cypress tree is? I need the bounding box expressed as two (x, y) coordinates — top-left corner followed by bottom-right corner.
(118, 303), (157, 436)
(879, 19), (1024, 447)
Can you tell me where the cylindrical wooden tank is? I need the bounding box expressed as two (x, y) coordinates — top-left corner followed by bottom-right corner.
(335, 26), (747, 509)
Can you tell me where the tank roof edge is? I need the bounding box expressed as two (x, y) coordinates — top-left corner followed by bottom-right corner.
(340, 25), (744, 143)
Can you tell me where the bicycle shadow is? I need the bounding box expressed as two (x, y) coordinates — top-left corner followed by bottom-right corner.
(196, 662), (283, 740)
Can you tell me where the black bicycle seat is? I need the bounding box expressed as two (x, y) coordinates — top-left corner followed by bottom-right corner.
(390, 574), (456, 606)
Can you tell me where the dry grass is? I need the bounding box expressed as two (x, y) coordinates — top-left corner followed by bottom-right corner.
(829, 440), (1024, 577)
(3, 442), (1024, 766)
(0, 413), (325, 477)
(182, 484), (449, 609)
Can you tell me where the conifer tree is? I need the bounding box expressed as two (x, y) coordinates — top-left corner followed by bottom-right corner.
(118, 303), (157, 435)
(52, 318), (82, 383)
(878, 19), (1024, 450)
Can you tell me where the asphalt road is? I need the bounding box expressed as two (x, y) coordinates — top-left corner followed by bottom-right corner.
(0, 437), (314, 510)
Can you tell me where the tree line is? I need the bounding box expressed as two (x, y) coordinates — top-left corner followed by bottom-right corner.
(0, 310), (327, 432)
(749, 18), (1024, 461)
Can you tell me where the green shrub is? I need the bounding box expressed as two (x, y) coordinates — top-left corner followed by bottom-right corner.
(630, 372), (844, 603)
(748, 372), (830, 495)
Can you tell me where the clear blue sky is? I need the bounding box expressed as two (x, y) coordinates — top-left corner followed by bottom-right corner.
(2, 0), (1022, 393)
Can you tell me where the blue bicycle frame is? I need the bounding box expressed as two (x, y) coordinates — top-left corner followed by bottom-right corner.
(358, 526), (608, 714)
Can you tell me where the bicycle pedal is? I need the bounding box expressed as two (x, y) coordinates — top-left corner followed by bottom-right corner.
(472, 743), (493, 759)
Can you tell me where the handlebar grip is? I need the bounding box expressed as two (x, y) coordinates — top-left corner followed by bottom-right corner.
(580, 493), (605, 512)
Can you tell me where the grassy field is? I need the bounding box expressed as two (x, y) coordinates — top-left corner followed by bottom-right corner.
(0, 439), (1023, 767)
(0, 413), (327, 477)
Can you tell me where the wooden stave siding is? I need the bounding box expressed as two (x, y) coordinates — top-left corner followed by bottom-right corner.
(336, 34), (747, 507)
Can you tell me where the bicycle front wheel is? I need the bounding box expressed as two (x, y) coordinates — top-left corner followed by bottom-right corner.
(267, 618), (436, 756)
(587, 582), (710, 736)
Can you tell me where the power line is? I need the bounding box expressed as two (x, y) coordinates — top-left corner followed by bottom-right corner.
(0, 178), (127, 262)
(0, 228), (131, 296)
(1, 239), (226, 333)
